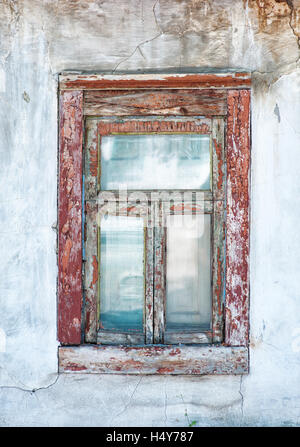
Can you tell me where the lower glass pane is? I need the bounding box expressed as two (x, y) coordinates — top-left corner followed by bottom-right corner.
(166, 214), (211, 331)
(99, 215), (144, 332)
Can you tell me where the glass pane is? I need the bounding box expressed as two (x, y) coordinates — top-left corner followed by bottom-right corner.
(166, 214), (211, 331)
(99, 215), (144, 332)
(101, 134), (210, 190)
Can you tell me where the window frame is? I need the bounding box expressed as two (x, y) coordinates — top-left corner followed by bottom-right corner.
(84, 116), (224, 346)
(57, 73), (251, 375)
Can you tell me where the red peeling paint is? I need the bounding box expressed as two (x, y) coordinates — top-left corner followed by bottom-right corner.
(98, 120), (210, 136)
(213, 138), (224, 191)
(61, 73), (251, 90)
(157, 367), (175, 374)
(58, 90), (83, 345)
(90, 255), (98, 289)
(65, 362), (87, 372)
(225, 90), (250, 346)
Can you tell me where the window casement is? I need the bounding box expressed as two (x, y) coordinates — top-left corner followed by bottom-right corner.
(58, 73), (251, 375)
(84, 117), (225, 347)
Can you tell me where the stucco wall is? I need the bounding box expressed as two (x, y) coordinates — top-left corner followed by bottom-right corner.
(0, 0), (299, 426)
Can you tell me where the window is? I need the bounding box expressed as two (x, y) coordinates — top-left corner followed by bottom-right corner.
(84, 117), (224, 347)
(58, 74), (250, 375)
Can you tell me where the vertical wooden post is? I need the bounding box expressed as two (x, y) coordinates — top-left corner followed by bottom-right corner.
(225, 90), (251, 346)
(58, 90), (83, 345)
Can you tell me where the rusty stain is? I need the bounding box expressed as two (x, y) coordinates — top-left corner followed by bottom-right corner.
(170, 203), (202, 212)
(157, 367), (175, 374)
(65, 362), (87, 372)
(61, 237), (72, 275)
(90, 255), (98, 289)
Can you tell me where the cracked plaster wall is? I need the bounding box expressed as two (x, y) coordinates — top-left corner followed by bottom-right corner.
(0, 0), (300, 426)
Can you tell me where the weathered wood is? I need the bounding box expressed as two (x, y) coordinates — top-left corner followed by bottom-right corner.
(97, 118), (211, 136)
(97, 332), (144, 345)
(212, 118), (226, 201)
(84, 201), (98, 343)
(58, 90), (83, 345)
(59, 345), (249, 375)
(59, 73), (251, 91)
(162, 200), (213, 215)
(164, 331), (212, 344)
(145, 202), (154, 344)
(153, 203), (166, 344)
(84, 119), (98, 200)
(94, 190), (213, 202)
(57, 76), (251, 377)
(84, 89), (227, 116)
(225, 90), (250, 346)
(212, 200), (225, 343)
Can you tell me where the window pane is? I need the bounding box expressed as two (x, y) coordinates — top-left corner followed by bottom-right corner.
(101, 134), (210, 190)
(166, 214), (211, 330)
(99, 215), (144, 332)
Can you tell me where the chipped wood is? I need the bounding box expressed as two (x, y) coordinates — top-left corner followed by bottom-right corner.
(59, 73), (251, 91)
(145, 201), (154, 344)
(163, 200), (213, 215)
(97, 332), (145, 345)
(59, 345), (249, 375)
(212, 200), (225, 343)
(225, 90), (250, 346)
(153, 202), (166, 344)
(97, 118), (211, 136)
(58, 90), (83, 345)
(84, 89), (227, 116)
(84, 201), (98, 343)
(58, 75), (251, 373)
(212, 118), (226, 201)
(164, 331), (212, 344)
(84, 119), (99, 200)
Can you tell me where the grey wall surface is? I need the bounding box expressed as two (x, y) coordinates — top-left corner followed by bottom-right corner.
(0, 0), (300, 426)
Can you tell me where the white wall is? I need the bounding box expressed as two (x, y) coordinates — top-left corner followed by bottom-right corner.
(0, 0), (299, 426)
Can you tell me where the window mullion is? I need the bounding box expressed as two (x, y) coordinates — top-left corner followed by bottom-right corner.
(153, 200), (166, 344)
(145, 201), (155, 344)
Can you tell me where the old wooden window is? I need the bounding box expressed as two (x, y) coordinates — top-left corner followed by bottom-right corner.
(58, 74), (250, 375)
(84, 117), (225, 346)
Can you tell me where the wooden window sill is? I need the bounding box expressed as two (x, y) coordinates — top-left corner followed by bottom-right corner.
(58, 345), (249, 375)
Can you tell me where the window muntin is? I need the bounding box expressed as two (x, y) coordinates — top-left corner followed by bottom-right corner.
(84, 117), (225, 345)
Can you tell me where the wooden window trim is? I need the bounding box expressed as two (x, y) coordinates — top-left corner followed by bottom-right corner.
(58, 73), (251, 375)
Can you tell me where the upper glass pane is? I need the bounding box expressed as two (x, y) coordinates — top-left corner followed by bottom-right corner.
(101, 134), (210, 190)
(99, 215), (144, 333)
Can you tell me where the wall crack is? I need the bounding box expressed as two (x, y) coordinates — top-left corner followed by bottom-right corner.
(0, 374), (59, 395)
(110, 376), (143, 423)
(239, 375), (244, 419)
(112, 0), (163, 72)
